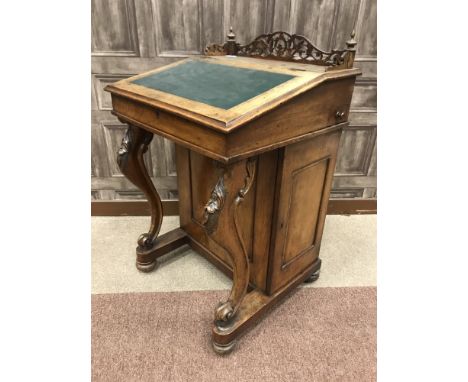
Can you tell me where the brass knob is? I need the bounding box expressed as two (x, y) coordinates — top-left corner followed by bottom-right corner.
(336, 111), (345, 119)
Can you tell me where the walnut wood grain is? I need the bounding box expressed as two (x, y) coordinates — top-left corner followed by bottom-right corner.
(110, 77), (354, 164)
(268, 130), (342, 293)
(106, 56), (360, 133)
(226, 77), (355, 161)
(107, 28), (361, 354)
(201, 158), (259, 329)
(176, 146), (275, 291)
(116, 123), (164, 271)
(135, 228), (189, 267)
(90, 198), (377, 217)
(212, 258), (322, 353)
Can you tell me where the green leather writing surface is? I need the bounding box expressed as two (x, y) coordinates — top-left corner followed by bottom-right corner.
(132, 60), (295, 109)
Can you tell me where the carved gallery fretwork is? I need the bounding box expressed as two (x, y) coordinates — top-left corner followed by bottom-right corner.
(205, 27), (357, 71)
(105, 29), (361, 354)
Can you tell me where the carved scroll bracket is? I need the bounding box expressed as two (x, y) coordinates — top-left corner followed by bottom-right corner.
(117, 124), (163, 256)
(212, 157), (258, 329)
(233, 157), (257, 256)
(117, 125), (133, 170)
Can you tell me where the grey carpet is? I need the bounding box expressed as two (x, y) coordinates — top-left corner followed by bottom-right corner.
(92, 287), (376, 382)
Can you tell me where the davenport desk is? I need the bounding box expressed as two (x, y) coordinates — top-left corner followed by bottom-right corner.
(105, 29), (361, 354)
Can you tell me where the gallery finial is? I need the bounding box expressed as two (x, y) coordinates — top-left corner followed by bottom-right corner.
(346, 29), (357, 51)
(227, 26), (236, 41)
(225, 27), (238, 55)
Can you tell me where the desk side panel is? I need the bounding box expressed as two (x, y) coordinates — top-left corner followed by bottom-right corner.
(227, 77), (355, 161)
(176, 147), (277, 291)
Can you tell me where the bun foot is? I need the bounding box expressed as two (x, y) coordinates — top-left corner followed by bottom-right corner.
(304, 269), (320, 284)
(136, 259), (158, 273)
(212, 340), (236, 355)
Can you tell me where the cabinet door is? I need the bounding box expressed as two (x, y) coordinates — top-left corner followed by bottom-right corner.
(268, 129), (342, 294)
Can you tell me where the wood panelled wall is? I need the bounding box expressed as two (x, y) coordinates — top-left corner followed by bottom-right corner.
(91, 0), (377, 201)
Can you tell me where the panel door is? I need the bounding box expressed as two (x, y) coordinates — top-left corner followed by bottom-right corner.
(268, 130), (342, 294)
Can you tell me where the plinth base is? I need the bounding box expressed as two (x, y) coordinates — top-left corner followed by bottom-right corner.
(132, 226), (322, 354)
(210, 258), (321, 352)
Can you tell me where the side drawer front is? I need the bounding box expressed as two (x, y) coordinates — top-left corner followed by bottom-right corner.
(268, 129), (342, 294)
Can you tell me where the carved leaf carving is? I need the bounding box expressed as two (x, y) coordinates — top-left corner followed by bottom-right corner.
(203, 174), (226, 234)
(117, 127), (132, 171)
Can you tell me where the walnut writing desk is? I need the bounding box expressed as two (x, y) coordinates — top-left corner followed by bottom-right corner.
(105, 29), (361, 354)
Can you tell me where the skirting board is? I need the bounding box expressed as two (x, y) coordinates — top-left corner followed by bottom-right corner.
(91, 199), (376, 216)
